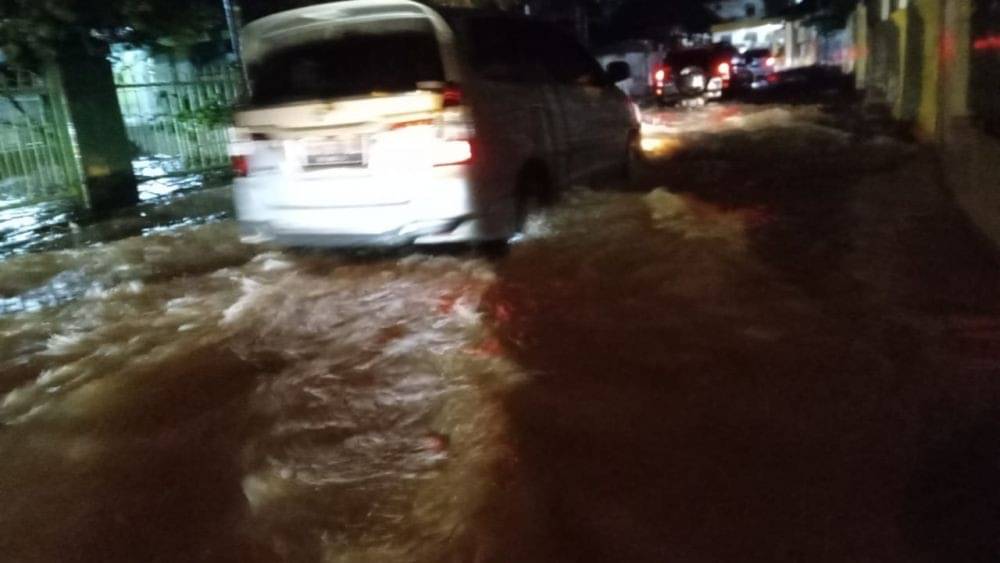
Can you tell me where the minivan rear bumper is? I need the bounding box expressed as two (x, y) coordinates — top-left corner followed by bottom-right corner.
(234, 165), (512, 247)
(239, 215), (472, 247)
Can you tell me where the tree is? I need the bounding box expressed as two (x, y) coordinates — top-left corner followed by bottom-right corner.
(0, 0), (225, 212)
(238, 0), (320, 23)
(0, 0), (223, 67)
(774, 0), (858, 31)
(604, 0), (718, 42)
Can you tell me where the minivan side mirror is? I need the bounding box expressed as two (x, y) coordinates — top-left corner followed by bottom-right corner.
(605, 61), (631, 84)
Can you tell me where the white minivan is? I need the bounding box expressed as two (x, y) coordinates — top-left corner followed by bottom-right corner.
(231, 0), (639, 247)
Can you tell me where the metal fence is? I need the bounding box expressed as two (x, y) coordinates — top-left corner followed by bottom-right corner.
(0, 68), (84, 208)
(114, 61), (244, 180)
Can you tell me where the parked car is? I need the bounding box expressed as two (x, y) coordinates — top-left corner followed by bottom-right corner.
(654, 43), (740, 105)
(733, 48), (778, 90)
(230, 0), (639, 248)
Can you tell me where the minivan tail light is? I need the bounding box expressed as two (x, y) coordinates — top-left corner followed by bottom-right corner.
(434, 105), (473, 166)
(432, 139), (473, 166)
(717, 62), (731, 79)
(390, 118), (436, 130)
(376, 88), (474, 168)
(442, 85), (462, 107)
(231, 155), (249, 177)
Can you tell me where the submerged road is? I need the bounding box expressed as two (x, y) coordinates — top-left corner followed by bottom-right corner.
(1, 104), (998, 563)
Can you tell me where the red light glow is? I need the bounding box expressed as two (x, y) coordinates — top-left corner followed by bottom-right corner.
(973, 35), (1000, 51)
(389, 118), (435, 130)
(442, 86), (462, 107)
(231, 155), (249, 177)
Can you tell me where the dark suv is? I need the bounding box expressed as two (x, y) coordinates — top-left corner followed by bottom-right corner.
(654, 43), (741, 105)
(733, 48), (778, 90)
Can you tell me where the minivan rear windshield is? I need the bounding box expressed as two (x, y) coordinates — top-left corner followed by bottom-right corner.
(248, 29), (444, 107)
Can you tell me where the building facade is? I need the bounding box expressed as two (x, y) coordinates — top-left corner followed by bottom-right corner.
(708, 0), (767, 21)
(852, 0), (1000, 248)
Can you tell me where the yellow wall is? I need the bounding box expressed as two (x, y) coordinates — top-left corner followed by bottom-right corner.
(915, 0), (941, 139)
(942, 0), (972, 119)
(852, 5), (869, 88)
(854, 0), (974, 142)
(883, 0), (943, 139)
(889, 8), (909, 120)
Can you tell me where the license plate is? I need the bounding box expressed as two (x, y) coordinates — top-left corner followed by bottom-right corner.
(305, 136), (366, 167)
(307, 152), (355, 166)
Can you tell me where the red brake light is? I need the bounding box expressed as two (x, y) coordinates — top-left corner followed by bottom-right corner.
(442, 85), (462, 107)
(389, 118), (435, 130)
(717, 62), (731, 78)
(654, 65), (671, 86)
(231, 155), (249, 177)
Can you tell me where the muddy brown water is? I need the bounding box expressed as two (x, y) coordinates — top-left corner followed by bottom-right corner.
(2, 105), (999, 562)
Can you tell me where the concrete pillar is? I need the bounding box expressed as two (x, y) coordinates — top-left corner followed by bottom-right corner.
(55, 51), (139, 212)
(855, 2), (870, 88)
(784, 22), (795, 67)
(942, 0), (971, 118)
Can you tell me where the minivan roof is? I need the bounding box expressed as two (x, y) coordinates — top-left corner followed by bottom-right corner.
(241, 0), (450, 64)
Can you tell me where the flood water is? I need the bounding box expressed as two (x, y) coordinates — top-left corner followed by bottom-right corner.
(2, 105), (999, 563)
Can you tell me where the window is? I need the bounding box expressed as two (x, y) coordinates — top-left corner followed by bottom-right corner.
(530, 23), (604, 85)
(464, 18), (525, 82)
(746, 4), (757, 17)
(461, 17), (549, 83)
(249, 29), (443, 106)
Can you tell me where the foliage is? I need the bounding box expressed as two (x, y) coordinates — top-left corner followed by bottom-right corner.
(174, 96), (234, 128)
(238, 0), (507, 22)
(239, 0), (324, 22)
(779, 0), (857, 31)
(0, 0), (224, 67)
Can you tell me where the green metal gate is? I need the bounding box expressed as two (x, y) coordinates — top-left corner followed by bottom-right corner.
(0, 68), (84, 208)
(114, 61), (244, 181)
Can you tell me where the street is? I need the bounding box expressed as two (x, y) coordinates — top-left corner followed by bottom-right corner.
(2, 103), (999, 562)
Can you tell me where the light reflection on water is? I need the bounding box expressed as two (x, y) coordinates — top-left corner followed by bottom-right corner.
(0, 165), (229, 261)
(0, 106), (814, 561)
(2, 105), (953, 562)
(0, 218), (523, 562)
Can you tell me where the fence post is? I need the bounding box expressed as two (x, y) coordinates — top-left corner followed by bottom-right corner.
(43, 64), (87, 205)
(55, 50), (139, 212)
